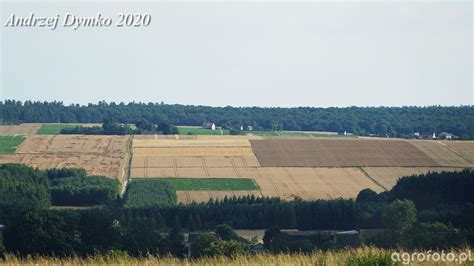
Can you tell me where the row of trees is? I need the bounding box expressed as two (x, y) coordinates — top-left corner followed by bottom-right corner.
(1, 100), (473, 138)
(60, 119), (178, 135)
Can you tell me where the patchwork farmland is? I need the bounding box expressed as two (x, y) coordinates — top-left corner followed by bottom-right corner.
(130, 135), (472, 203)
(0, 125), (471, 204)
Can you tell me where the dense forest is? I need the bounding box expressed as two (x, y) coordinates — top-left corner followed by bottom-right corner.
(1, 166), (473, 257)
(1, 100), (473, 138)
(0, 164), (119, 211)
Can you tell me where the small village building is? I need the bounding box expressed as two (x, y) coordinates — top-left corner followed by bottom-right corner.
(419, 132), (436, 140)
(202, 122), (216, 130)
(438, 132), (458, 140)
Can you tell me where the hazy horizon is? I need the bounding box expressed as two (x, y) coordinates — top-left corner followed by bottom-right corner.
(1, 1), (472, 107)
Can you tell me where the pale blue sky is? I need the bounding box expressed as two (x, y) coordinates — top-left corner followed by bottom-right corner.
(1, 1), (472, 107)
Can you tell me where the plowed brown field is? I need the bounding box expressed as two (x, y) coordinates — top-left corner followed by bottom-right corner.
(0, 124), (41, 135)
(250, 139), (440, 167)
(0, 135), (129, 179)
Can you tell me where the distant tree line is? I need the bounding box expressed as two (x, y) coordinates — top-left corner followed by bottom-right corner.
(60, 118), (178, 135)
(1, 100), (473, 138)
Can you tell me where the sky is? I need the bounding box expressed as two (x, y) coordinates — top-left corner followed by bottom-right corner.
(0, 1), (472, 107)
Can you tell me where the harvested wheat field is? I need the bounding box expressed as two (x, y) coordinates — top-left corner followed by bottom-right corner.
(254, 167), (385, 200)
(133, 138), (252, 148)
(250, 139), (440, 167)
(16, 135), (127, 154)
(176, 190), (263, 204)
(444, 141), (474, 164)
(409, 140), (473, 167)
(0, 123), (41, 135)
(0, 135), (129, 179)
(131, 137), (262, 179)
(134, 147), (254, 157)
(362, 167), (464, 190)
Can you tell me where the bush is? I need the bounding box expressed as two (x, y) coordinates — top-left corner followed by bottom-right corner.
(203, 240), (246, 257)
(215, 224), (239, 241)
(191, 234), (218, 258)
(356, 189), (380, 203)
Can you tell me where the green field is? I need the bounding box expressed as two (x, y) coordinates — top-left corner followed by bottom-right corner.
(124, 179), (177, 207)
(0, 135), (26, 153)
(177, 126), (230, 135)
(37, 124), (81, 135)
(156, 178), (259, 191)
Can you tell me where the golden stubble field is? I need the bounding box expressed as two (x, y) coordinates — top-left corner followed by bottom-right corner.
(0, 124), (41, 135)
(0, 135), (130, 180)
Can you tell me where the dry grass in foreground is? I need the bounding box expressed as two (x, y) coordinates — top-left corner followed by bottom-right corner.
(1, 247), (473, 266)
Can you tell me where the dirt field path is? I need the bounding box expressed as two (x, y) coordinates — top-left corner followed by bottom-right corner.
(119, 135), (134, 198)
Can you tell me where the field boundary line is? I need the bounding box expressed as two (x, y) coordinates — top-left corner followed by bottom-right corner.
(359, 167), (388, 191)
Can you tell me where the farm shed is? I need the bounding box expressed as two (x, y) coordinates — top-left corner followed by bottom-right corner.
(202, 122), (216, 130)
